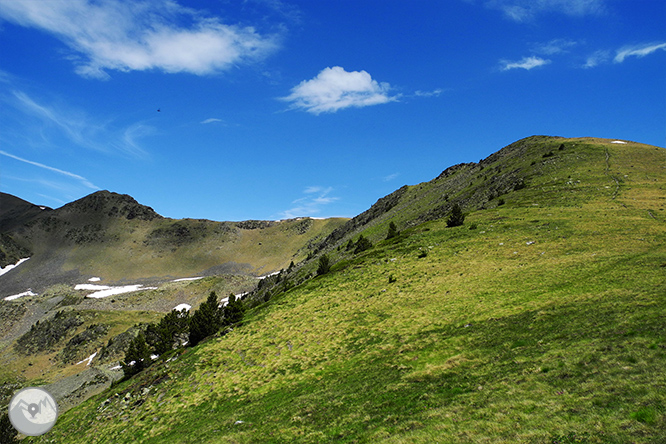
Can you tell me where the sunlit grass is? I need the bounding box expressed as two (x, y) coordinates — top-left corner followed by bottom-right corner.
(28, 139), (666, 443)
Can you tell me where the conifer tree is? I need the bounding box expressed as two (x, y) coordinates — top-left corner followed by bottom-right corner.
(317, 254), (331, 275)
(446, 203), (465, 227)
(354, 235), (373, 254)
(188, 292), (222, 346)
(222, 294), (245, 326)
(386, 221), (398, 240)
(122, 331), (152, 377)
(146, 309), (190, 355)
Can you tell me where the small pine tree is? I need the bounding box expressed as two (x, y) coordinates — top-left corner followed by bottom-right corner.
(122, 332), (152, 377)
(345, 239), (354, 251)
(386, 221), (398, 240)
(222, 294), (245, 326)
(446, 203), (465, 227)
(317, 254), (331, 275)
(146, 309), (190, 355)
(189, 292), (222, 346)
(354, 235), (373, 254)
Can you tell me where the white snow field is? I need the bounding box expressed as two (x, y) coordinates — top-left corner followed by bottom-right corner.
(0, 257), (30, 277)
(76, 352), (97, 366)
(4, 290), (37, 301)
(172, 277), (204, 282)
(611, 140), (627, 144)
(173, 303), (191, 312)
(88, 277), (102, 282)
(74, 284), (158, 298)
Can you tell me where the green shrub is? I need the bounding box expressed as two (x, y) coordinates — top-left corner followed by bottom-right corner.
(386, 222), (399, 240)
(354, 235), (373, 254)
(446, 203), (465, 227)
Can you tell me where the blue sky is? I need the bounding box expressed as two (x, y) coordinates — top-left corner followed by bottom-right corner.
(0, 0), (663, 221)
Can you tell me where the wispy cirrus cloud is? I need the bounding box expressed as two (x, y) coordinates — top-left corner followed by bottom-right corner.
(0, 150), (99, 190)
(614, 42), (666, 63)
(531, 39), (578, 55)
(201, 118), (223, 124)
(583, 49), (611, 68)
(0, 0), (280, 79)
(281, 66), (398, 114)
(483, 0), (605, 22)
(500, 56), (551, 71)
(582, 42), (666, 68)
(279, 186), (340, 218)
(4, 90), (151, 158)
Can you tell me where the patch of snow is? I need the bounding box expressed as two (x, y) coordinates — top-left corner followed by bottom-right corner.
(0, 258), (30, 277)
(173, 303), (191, 312)
(109, 365), (122, 371)
(4, 290), (37, 301)
(76, 352), (97, 366)
(526, 241), (535, 245)
(76, 284), (157, 299)
(256, 271), (280, 280)
(88, 277), (101, 282)
(611, 140), (627, 144)
(39, 206), (46, 210)
(172, 277), (204, 282)
(150, 354), (159, 360)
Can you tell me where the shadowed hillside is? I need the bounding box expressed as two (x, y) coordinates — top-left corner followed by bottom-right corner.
(0, 191), (347, 297)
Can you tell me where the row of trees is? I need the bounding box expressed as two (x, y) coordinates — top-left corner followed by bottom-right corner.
(122, 291), (245, 377)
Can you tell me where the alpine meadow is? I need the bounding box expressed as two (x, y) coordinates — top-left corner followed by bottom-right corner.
(1, 135), (664, 443)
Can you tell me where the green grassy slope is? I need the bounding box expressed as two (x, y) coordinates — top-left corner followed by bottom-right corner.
(27, 137), (666, 443)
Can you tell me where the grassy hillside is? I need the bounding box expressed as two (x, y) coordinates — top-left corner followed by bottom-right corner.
(22, 137), (666, 442)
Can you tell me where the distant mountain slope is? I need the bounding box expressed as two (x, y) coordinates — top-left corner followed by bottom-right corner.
(0, 191), (347, 297)
(0, 192), (51, 232)
(29, 135), (666, 443)
(314, 135), (663, 253)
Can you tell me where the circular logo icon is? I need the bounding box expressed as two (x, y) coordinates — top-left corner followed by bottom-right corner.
(8, 387), (59, 436)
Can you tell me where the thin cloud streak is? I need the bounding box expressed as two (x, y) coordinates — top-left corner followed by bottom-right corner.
(201, 118), (223, 124)
(614, 42), (666, 63)
(0, 150), (100, 190)
(500, 56), (550, 71)
(485, 0), (605, 22)
(279, 186), (339, 218)
(6, 89), (150, 158)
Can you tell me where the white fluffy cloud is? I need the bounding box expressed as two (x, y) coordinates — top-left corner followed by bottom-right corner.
(614, 42), (666, 63)
(0, 0), (279, 79)
(282, 66), (397, 114)
(500, 56), (551, 71)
